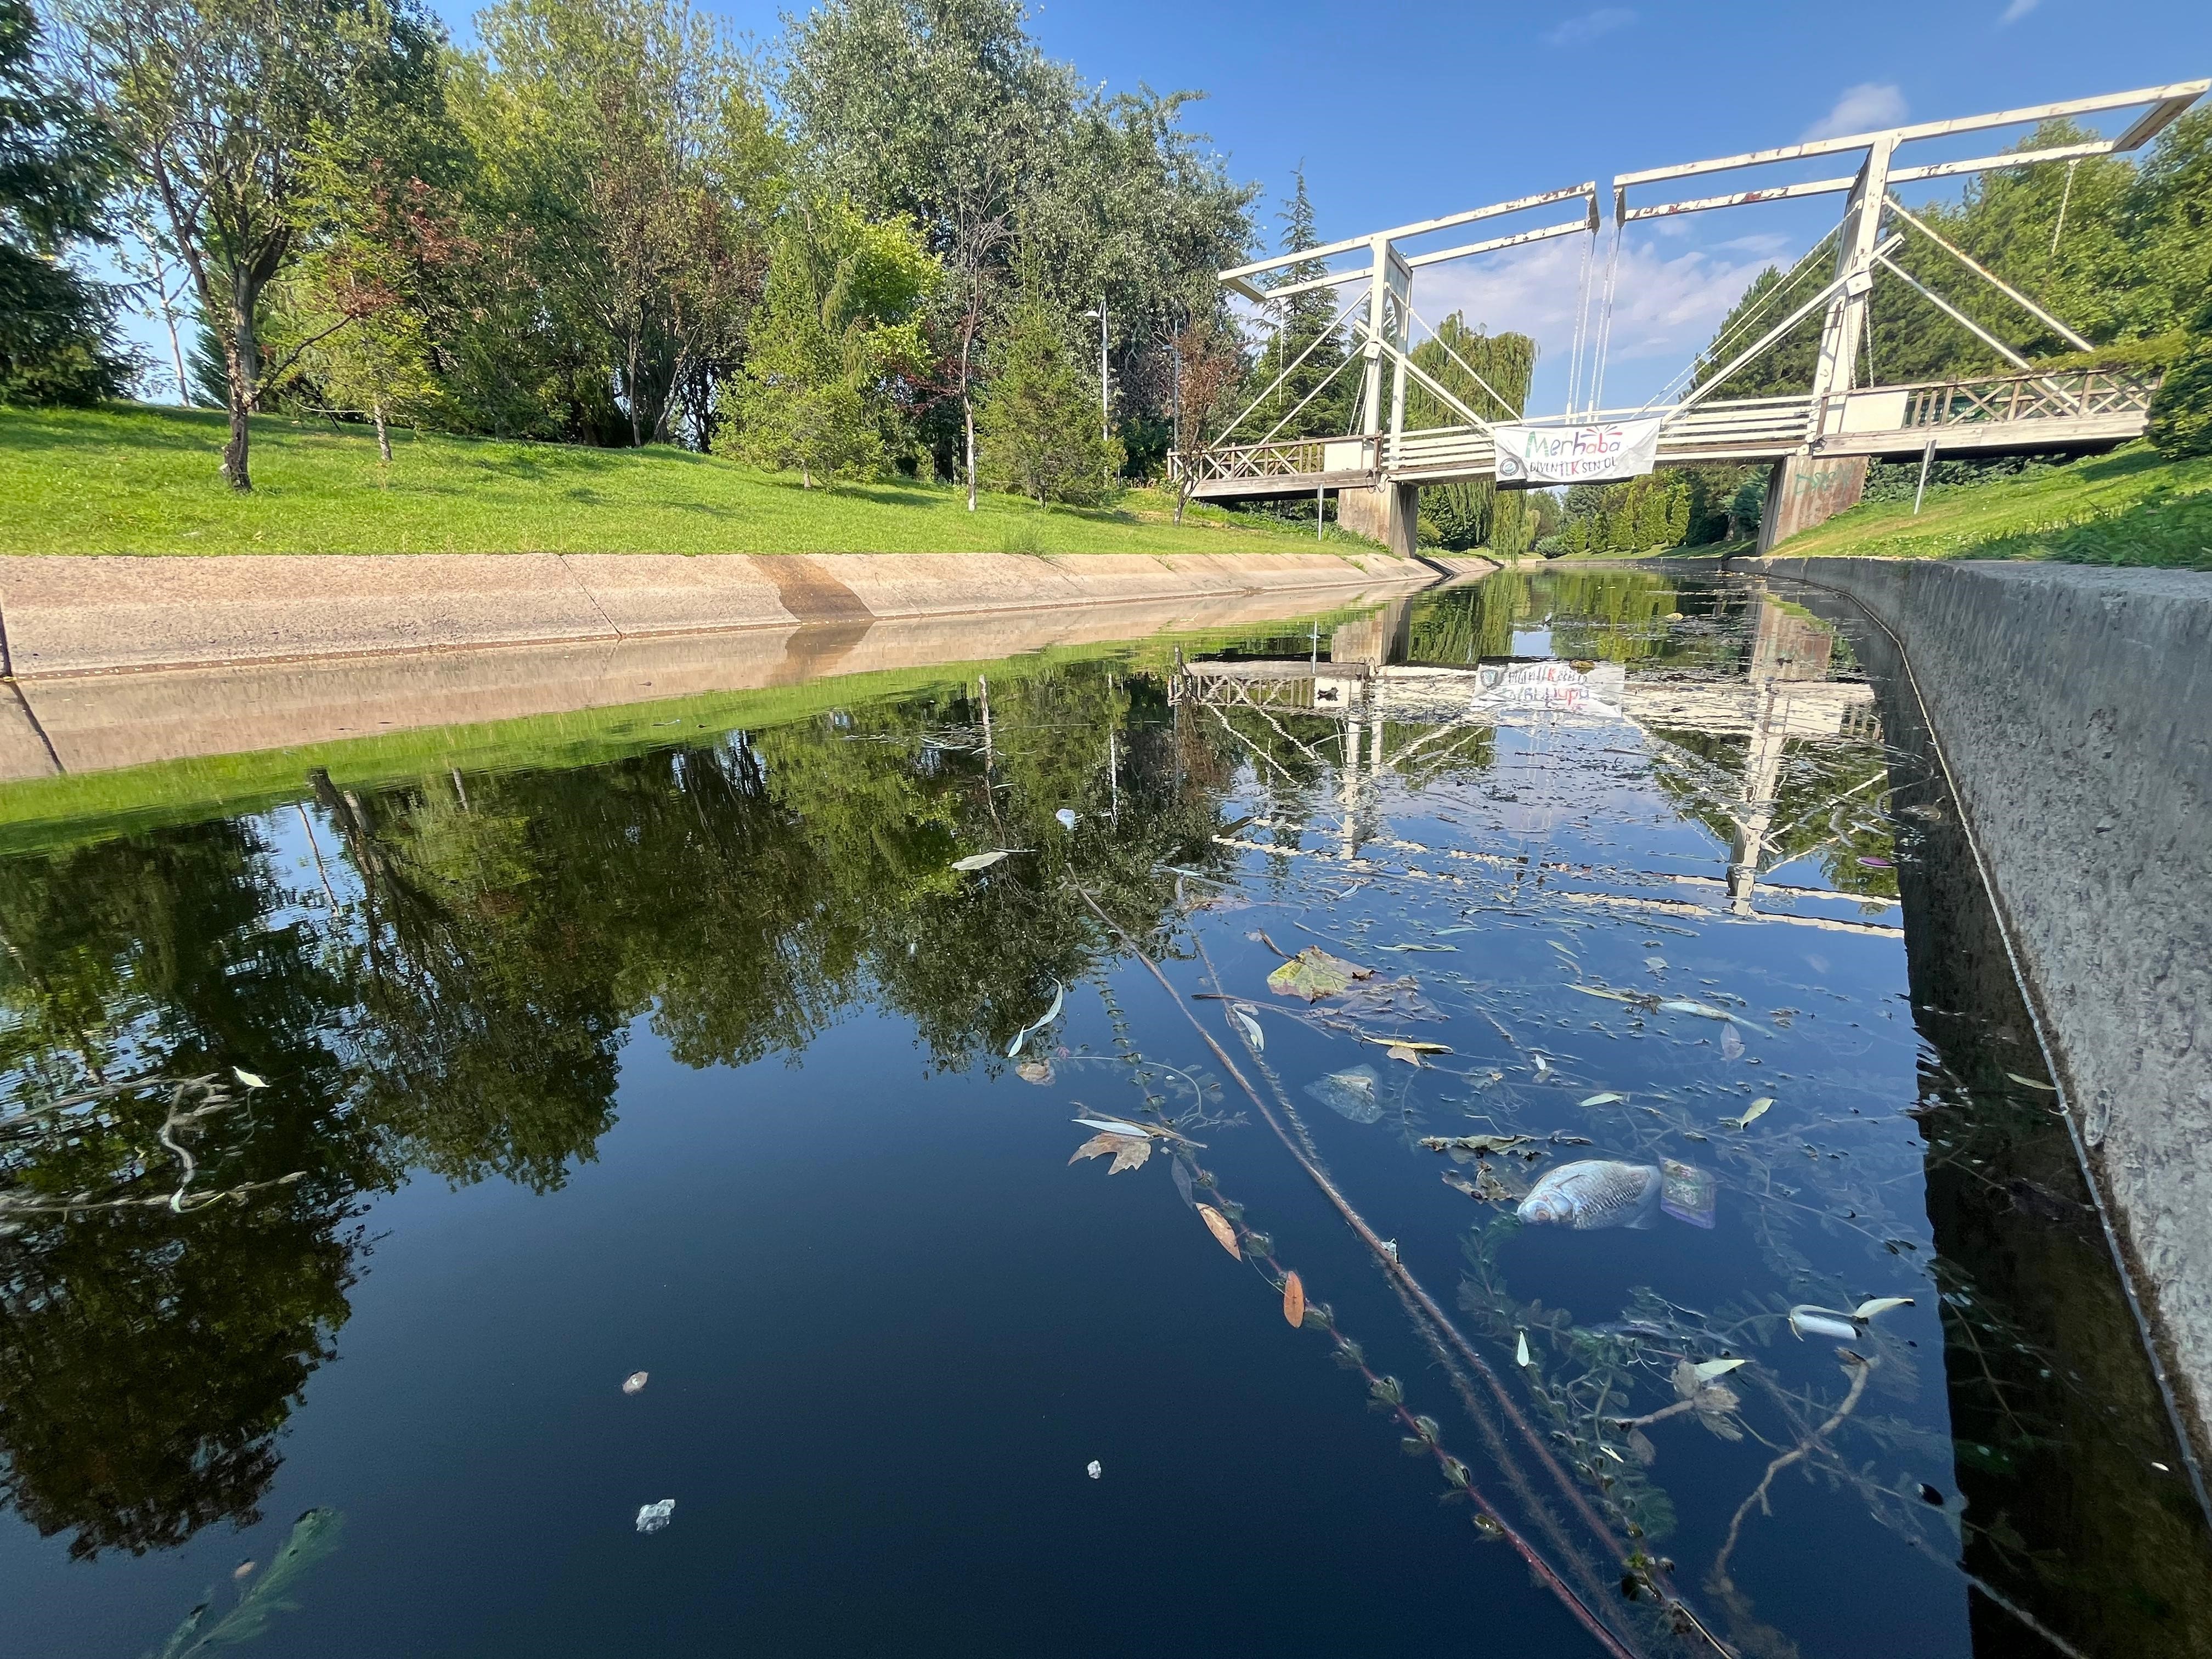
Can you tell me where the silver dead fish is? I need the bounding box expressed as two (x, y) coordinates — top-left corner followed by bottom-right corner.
(1517, 1160), (1662, 1230)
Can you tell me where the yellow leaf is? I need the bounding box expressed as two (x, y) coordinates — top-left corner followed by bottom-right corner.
(1282, 1271), (1306, 1327)
(1197, 1203), (1240, 1259)
(1387, 1044), (1420, 1066)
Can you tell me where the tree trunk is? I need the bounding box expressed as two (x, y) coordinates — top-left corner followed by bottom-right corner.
(961, 325), (978, 512)
(162, 308), (189, 409)
(1175, 484), (1187, 525)
(372, 397), (392, 466)
(221, 297), (258, 492)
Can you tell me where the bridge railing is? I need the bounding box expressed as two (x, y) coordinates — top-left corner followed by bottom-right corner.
(1900, 367), (2160, 428)
(1168, 435), (1371, 488)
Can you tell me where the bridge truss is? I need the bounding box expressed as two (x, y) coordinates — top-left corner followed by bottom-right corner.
(1169, 79), (2205, 550)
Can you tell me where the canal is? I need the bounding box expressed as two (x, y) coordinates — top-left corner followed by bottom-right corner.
(1, 568), (2203, 1657)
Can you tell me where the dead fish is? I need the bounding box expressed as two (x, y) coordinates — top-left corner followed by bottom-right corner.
(1517, 1160), (1662, 1231)
(1305, 1065), (1383, 1124)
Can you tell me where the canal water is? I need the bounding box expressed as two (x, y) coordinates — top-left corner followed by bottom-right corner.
(1, 569), (2203, 1658)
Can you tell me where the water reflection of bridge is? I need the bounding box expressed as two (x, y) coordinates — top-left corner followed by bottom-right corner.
(1172, 588), (1897, 938)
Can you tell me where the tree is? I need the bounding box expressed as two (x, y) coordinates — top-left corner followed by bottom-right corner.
(64, 0), (444, 487)
(455, 0), (783, 450)
(2147, 295), (2212, 459)
(781, 0), (1071, 506)
(1408, 315), (1536, 551)
(1168, 309), (1244, 522)
(976, 269), (1118, 505)
(0, 0), (131, 404)
(725, 194), (936, 487)
(1245, 167), (1352, 440)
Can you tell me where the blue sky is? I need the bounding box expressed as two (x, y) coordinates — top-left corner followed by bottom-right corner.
(126, 0), (2212, 412)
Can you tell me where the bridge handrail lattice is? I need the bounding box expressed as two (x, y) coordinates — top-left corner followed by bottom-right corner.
(1898, 366), (2160, 428)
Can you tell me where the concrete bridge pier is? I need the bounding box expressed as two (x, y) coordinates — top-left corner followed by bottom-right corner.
(1758, 452), (1869, 551)
(1336, 481), (1420, 558)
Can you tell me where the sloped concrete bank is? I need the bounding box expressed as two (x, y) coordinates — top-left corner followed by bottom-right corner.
(0, 551), (1440, 782)
(0, 550), (1430, 679)
(1740, 553), (2212, 1462)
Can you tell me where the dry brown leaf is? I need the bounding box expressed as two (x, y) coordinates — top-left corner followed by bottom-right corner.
(1282, 1271), (1306, 1327)
(1108, 1136), (1153, 1175)
(1197, 1203), (1240, 1259)
(1386, 1044), (1420, 1066)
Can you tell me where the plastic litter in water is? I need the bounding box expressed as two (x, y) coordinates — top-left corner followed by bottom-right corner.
(635, 1499), (675, 1534)
(1660, 1158), (1716, 1229)
(1086, 1460), (1102, 1480)
(1305, 1065), (1383, 1124)
(622, 1371), (648, 1395)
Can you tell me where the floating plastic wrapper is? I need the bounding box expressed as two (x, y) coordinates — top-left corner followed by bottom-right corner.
(1660, 1158), (1716, 1229)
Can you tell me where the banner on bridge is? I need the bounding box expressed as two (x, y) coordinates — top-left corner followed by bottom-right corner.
(1492, 417), (1663, 486)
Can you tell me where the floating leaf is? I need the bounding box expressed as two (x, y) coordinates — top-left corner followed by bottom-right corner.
(1692, 1357), (1748, 1381)
(1853, 1296), (1915, 1321)
(622, 1371), (649, 1395)
(1197, 1204), (1240, 1259)
(1578, 1091), (1625, 1108)
(1006, 980), (1065, 1057)
(2007, 1072), (2058, 1092)
(1172, 1158), (1195, 1207)
(1361, 1035), (1451, 1053)
(1386, 1044), (1420, 1066)
(1070, 1132), (1151, 1173)
(1378, 942), (1457, 953)
(1267, 946), (1371, 1001)
(1073, 1115), (1156, 1139)
(1228, 1003), (1265, 1051)
(232, 1067), (269, 1090)
(950, 850), (1021, 872)
(1108, 1138), (1153, 1175)
(1788, 1305), (1862, 1341)
(1568, 983), (1642, 1004)
(1515, 1330), (1532, 1367)
(1015, 1060), (1054, 1085)
(1531, 1052), (1550, 1075)
(1282, 1271), (1305, 1327)
(1660, 999), (1733, 1020)
(1720, 1023), (1745, 1061)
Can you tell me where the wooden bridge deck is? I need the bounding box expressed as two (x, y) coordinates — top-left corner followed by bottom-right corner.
(1175, 368), (2158, 501)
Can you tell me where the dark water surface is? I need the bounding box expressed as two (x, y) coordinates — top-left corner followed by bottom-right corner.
(2, 569), (2205, 1658)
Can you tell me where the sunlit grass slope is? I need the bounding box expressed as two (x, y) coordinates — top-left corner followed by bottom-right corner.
(0, 403), (1353, 557)
(1777, 443), (2212, 571)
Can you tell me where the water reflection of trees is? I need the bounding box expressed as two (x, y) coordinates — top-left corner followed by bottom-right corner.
(0, 659), (1248, 1558)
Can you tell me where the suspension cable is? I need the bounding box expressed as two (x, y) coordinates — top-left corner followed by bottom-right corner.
(1587, 208), (1627, 413)
(1566, 224), (1596, 414)
(1637, 223), (1841, 413)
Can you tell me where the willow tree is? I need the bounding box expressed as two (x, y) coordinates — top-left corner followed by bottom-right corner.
(1408, 315), (1535, 552)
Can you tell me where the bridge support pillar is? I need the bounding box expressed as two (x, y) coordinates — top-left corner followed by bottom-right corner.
(1758, 453), (1868, 551)
(1336, 482), (1420, 558)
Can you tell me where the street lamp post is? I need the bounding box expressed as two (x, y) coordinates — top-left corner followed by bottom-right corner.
(1085, 301), (1109, 485)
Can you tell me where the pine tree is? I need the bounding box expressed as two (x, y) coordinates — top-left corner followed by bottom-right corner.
(977, 272), (1119, 505)
(1245, 168), (1352, 440)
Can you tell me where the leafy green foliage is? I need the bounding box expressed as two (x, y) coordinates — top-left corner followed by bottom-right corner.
(726, 196), (937, 486)
(0, 0), (132, 404)
(976, 271), (1119, 505)
(1409, 317), (1536, 552)
(2147, 296), (2212, 460)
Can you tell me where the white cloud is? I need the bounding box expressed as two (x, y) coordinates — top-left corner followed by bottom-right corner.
(1802, 82), (1908, 142)
(1409, 232), (1775, 410)
(1999, 0), (2038, 21)
(1542, 8), (1636, 48)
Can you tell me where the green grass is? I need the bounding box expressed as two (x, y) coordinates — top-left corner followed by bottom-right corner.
(0, 403), (1362, 557)
(1775, 443), (2212, 571)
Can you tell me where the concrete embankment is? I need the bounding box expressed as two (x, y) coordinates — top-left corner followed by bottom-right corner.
(0, 550), (1441, 781)
(1740, 552), (2212, 1457)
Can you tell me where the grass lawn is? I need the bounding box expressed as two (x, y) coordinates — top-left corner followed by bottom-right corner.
(1773, 443), (2212, 570)
(0, 403), (1358, 557)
